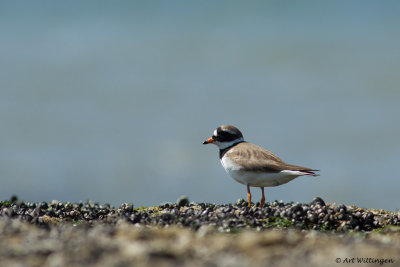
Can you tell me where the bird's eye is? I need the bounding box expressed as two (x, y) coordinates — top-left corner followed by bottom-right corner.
(219, 131), (230, 138)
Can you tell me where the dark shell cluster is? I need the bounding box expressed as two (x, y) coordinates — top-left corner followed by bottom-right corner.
(1, 196), (399, 232)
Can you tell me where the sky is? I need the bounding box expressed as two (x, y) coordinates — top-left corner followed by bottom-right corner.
(1, 1), (400, 210)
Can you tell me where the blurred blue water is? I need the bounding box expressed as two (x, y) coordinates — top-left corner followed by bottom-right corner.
(1, 1), (400, 210)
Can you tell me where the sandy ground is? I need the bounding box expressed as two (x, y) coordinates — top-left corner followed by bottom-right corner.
(1, 216), (399, 267)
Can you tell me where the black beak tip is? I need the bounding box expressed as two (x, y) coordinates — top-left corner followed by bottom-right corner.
(202, 141), (208, 145)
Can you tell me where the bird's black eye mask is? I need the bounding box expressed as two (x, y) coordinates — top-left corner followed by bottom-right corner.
(214, 131), (239, 142)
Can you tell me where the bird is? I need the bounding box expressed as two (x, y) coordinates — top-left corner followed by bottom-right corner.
(203, 125), (319, 208)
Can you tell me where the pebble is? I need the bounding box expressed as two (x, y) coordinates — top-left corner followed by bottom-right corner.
(176, 195), (190, 207)
(1, 196), (399, 232)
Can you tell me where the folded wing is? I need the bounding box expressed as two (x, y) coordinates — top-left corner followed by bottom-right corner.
(227, 142), (319, 176)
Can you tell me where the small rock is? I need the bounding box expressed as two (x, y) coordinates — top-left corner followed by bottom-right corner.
(311, 197), (325, 206)
(177, 196), (190, 207)
(10, 195), (18, 203)
(236, 198), (246, 206)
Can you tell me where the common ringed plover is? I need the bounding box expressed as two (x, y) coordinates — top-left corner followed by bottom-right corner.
(203, 125), (319, 208)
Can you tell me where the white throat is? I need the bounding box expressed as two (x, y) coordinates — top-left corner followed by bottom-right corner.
(213, 137), (244, 150)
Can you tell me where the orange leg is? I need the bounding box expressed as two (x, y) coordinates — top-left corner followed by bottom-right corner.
(247, 184), (252, 207)
(260, 187), (265, 208)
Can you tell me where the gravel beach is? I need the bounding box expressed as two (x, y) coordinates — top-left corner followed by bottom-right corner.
(1, 196), (399, 266)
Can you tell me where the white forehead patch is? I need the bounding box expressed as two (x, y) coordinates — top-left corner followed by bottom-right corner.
(213, 129), (218, 136)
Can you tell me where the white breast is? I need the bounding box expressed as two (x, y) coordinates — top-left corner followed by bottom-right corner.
(220, 155), (301, 187)
(220, 155), (243, 180)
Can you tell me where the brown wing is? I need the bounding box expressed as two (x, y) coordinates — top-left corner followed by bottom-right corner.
(227, 142), (288, 173)
(227, 142), (318, 174)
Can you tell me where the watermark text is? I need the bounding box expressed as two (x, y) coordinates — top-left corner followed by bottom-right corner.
(335, 257), (395, 265)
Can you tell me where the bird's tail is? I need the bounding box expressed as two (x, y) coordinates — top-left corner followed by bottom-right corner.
(300, 170), (320, 176)
(285, 164), (320, 177)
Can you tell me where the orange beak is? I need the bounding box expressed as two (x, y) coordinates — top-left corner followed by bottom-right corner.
(203, 137), (214, 144)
